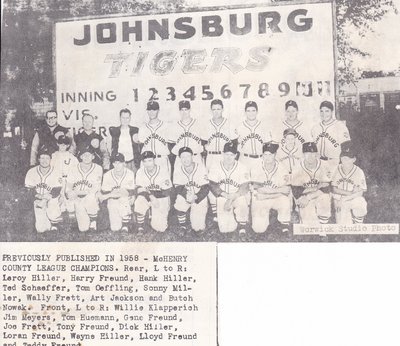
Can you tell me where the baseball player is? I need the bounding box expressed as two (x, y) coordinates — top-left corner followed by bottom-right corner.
(173, 147), (209, 232)
(208, 142), (250, 233)
(169, 100), (205, 168)
(99, 153), (136, 232)
(236, 101), (272, 167)
(331, 143), (367, 224)
(201, 99), (238, 220)
(250, 142), (291, 233)
(138, 101), (172, 172)
(25, 149), (63, 232)
(291, 142), (332, 224)
(276, 128), (302, 174)
(134, 151), (173, 232)
(66, 146), (103, 232)
(311, 100), (351, 168)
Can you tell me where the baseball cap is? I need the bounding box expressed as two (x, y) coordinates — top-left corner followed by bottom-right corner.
(79, 146), (95, 156)
(141, 151), (156, 160)
(56, 135), (71, 145)
(285, 100), (298, 110)
(38, 147), (52, 158)
(302, 142), (318, 153)
(245, 101), (258, 111)
(283, 128), (297, 137)
(178, 147), (193, 156)
(147, 101), (160, 111)
(179, 100), (191, 110)
(263, 142), (279, 154)
(223, 142), (238, 154)
(320, 100), (334, 111)
(111, 153), (125, 163)
(340, 141), (356, 158)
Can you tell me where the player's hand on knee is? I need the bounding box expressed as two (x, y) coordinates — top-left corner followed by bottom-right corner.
(297, 196), (309, 208)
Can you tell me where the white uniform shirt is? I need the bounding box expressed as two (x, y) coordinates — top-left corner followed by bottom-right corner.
(236, 120), (271, 156)
(208, 160), (249, 194)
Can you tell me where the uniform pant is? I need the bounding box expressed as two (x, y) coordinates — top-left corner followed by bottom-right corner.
(334, 196), (367, 224)
(251, 194), (291, 233)
(134, 195), (170, 232)
(33, 198), (62, 233)
(174, 194), (208, 231)
(72, 193), (99, 232)
(298, 193), (331, 225)
(206, 153), (223, 217)
(107, 197), (135, 231)
(216, 195), (249, 233)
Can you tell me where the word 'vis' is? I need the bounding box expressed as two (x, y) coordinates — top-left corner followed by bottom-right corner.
(73, 9), (313, 45)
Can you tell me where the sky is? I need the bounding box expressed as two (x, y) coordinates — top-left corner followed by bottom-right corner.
(188, 0), (400, 72)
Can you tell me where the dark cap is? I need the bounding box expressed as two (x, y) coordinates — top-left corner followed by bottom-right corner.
(223, 142), (238, 154)
(111, 153), (125, 163)
(147, 101), (160, 111)
(340, 141), (356, 158)
(302, 142), (318, 153)
(285, 100), (298, 110)
(245, 101), (258, 111)
(179, 100), (191, 110)
(320, 101), (334, 111)
(38, 147), (52, 158)
(178, 147), (193, 156)
(79, 146), (95, 156)
(141, 151), (156, 160)
(263, 142), (279, 154)
(283, 128), (297, 137)
(56, 135), (71, 145)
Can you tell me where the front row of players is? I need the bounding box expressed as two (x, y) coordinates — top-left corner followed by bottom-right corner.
(25, 139), (368, 234)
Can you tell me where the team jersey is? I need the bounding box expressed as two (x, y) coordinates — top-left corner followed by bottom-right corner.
(102, 167), (135, 193)
(251, 160), (290, 189)
(169, 118), (204, 155)
(67, 163), (103, 193)
(276, 145), (302, 174)
(138, 121), (171, 156)
(272, 119), (311, 148)
(236, 120), (271, 156)
(202, 117), (237, 153)
(311, 119), (350, 159)
(291, 159), (332, 189)
(331, 164), (367, 199)
(208, 160), (250, 194)
(136, 165), (172, 193)
(173, 162), (208, 194)
(51, 151), (79, 178)
(25, 165), (63, 196)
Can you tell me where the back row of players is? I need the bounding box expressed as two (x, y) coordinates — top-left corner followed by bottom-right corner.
(25, 99), (367, 233)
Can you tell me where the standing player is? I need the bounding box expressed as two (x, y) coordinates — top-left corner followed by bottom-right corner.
(25, 149), (63, 232)
(134, 151), (173, 232)
(236, 101), (272, 167)
(291, 142), (332, 224)
(138, 101), (171, 172)
(173, 147), (209, 232)
(276, 128), (302, 174)
(331, 144), (367, 223)
(51, 135), (79, 179)
(100, 153), (136, 232)
(66, 146), (103, 232)
(208, 142), (250, 234)
(251, 142), (291, 233)
(311, 100), (351, 167)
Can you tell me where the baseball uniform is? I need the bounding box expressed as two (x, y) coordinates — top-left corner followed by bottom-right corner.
(173, 162), (209, 231)
(276, 145), (302, 174)
(134, 164), (172, 232)
(208, 160), (250, 233)
(250, 160), (291, 233)
(66, 163), (103, 231)
(25, 165), (63, 233)
(331, 164), (367, 224)
(273, 120), (311, 148)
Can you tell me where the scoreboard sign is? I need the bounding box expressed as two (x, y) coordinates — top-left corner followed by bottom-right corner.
(55, 1), (335, 133)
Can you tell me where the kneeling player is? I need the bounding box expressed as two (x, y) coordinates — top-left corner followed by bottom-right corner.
(66, 146), (103, 232)
(209, 142), (250, 233)
(291, 142), (332, 224)
(251, 142), (291, 233)
(25, 149), (63, 232)
(100, 153), (136, 231)
(173, 147), (209, 232)
(332, 144), (367, 223)
(134, 151), (173, 232)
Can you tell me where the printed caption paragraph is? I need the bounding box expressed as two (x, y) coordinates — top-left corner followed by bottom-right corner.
(0, 242), (217, 346)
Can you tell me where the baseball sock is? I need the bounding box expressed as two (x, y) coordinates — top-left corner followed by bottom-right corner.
(177, 211), (187, 225)
(318, 216), (329, 224)
(352, 216), (364, 223)
(136, 213), (145, 226)
(211, 203), (217, 218)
